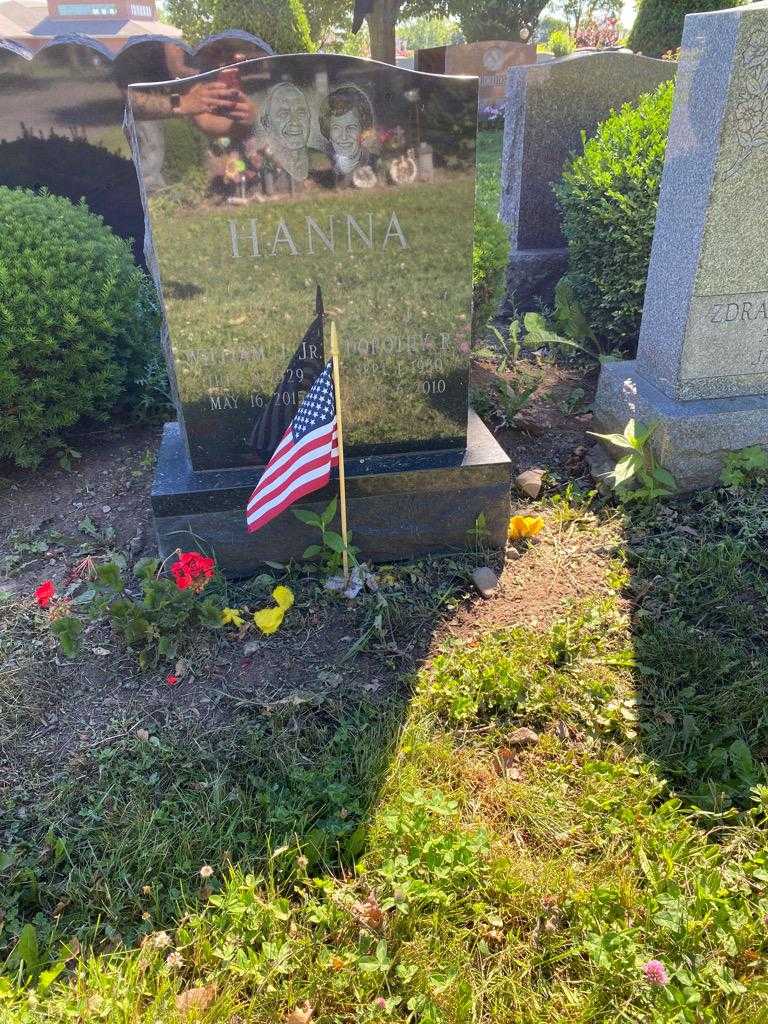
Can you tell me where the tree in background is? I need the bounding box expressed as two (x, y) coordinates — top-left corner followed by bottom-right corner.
(536, 13), (568, 41)
(628, 0), (743, 57)
(553, 0), (621, 36)
(212, 0), (314, 51)
(448, 0), (549, 42)
(303, 0), (351, 49)
(397, 14), (463, 50)
(165, 0), (213, 44)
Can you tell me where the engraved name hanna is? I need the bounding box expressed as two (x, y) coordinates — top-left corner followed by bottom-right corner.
(229, 211), (409, 258)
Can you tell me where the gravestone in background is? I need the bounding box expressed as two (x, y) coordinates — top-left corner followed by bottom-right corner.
(0, 32), (271, 266)
(499, 50), (676, 311)
(594, 3), (768, 489)
(127, 53), (512, 573)
(415, 40), (535, 107)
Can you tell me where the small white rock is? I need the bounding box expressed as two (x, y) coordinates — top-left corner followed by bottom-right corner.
(472, 566), (499, 598)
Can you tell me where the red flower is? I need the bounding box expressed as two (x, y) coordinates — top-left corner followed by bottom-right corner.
(170, 551), (215, 592)
(171, 562), (192, 590)
(166, 674), (179, 686)
(35, 580), (55, 608)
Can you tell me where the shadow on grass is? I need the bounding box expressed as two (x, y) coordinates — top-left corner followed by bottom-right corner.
(626, 485), (768, 811)
(0, 550), (493, 959)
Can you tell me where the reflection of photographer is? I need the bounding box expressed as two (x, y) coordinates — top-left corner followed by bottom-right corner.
(132, 66), (255, 139)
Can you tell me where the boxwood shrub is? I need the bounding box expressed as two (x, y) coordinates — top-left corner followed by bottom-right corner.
(555, 80), (674, 354)
(0, 188), (161, 467)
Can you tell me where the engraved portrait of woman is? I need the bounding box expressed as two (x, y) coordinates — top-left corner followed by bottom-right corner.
(319, 84), (376, 182)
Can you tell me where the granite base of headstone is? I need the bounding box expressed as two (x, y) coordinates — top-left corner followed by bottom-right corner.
(594, 3), (768, 489)
(500, 51), (676, 313)
(127, 53), (512, 574)
(153, 411), (511, 574)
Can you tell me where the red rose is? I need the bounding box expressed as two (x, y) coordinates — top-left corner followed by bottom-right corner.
(35, 580), (55, 608)
(166, 674), (179, 686)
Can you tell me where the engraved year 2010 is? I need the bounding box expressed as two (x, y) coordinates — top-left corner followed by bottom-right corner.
(422, 379), (447, 394)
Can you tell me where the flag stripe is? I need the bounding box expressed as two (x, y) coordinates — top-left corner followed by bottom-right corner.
(246, 428), (336, 517)
(250, 421), (337, 499)
(247, 455), (334, 529)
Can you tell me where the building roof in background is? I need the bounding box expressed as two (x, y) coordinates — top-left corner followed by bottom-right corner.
(0, 0), (182, 44)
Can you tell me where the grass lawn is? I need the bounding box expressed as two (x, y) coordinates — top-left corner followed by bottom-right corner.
(2, 349), (768, 1021)
(475, 128), (503, 220)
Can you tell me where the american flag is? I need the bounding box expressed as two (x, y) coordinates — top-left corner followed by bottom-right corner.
(246, 361), (338, 533)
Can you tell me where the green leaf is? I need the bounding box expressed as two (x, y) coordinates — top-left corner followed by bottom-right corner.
(323, 531), (345, 554)
(522, 312), (566, 350)
(612, 455), (638, 487)
(51, 616), (83, 658)
(37, 961), (65, 994)
(95, 561), (123, 592)
(134, 557), (160, 582)
(321, 497), (338, 526)
(302, 544), (322, 559)
(198, 599), (225, 629)
(292, 508), (322, 527)
(11, 924), (38, 977)
(589, 430), (635, 451)
(730, 739), (754, 780)
(78, 516), (98, 538)
(651, 465), (677, 490)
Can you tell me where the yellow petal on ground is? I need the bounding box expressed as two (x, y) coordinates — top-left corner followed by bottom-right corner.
(272, 585), (295, 611)
(221, 607), (245, 627)
(253, 606), (285, 635)
(508, 515), (546, 540)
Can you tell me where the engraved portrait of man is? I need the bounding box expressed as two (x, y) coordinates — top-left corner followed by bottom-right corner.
(262, 81), (312, 180)
(319, 84), (375, 177)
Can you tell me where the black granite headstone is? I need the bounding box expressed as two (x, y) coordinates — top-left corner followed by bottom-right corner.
(126, 54), (512, 571)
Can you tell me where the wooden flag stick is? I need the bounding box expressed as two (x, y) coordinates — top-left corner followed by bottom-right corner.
(329, 321), (350, 582)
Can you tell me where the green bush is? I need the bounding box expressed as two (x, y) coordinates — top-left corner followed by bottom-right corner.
(0, 188), (161, 468)
(548, 28), (575, 57)
(555, 81), (674, 353)
(628, 0), (744, 57)
(213, 0), (313, 52)
(472, 205), (509, 338)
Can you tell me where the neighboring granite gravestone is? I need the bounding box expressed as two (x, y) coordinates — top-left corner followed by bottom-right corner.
(416, 41), (535, 106)
(127, 54), (512, 573)
(594, 2), (768, 489)
(0, 32), (272, 265)
(500, 51), (676, 311)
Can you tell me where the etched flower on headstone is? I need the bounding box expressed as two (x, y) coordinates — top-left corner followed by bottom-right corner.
(722, 29), (768, 181)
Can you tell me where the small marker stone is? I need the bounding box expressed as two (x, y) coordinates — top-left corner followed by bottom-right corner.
(472, 566), (499, 598)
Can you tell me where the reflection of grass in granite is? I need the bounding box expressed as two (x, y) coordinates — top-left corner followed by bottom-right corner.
(150, 177), (474, 456)
(475, 128), (503, 218)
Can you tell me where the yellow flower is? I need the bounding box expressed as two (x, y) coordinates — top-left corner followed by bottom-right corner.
(253, 606), (285, 635)
(272, 585), (295, 611)
(221, 607), (245, 627)
(508, 515), (545, 540)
